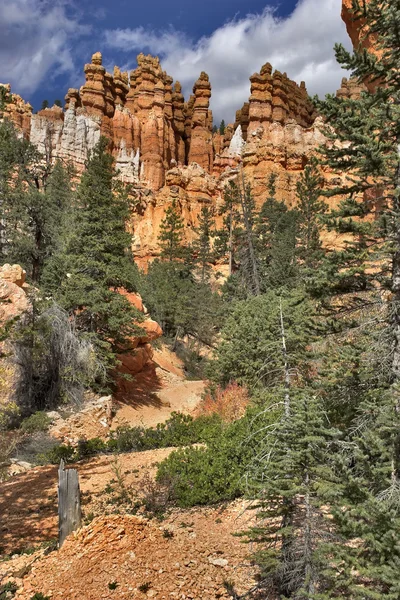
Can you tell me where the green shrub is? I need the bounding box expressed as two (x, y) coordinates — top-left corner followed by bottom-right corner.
(41, 412), (223, 464)
(77, 437), (107, 457)
(20, 412), (52, 434)
(40, 443), (76, 464)
(0, 581), (18, 600)
(156, 405), (279, 507)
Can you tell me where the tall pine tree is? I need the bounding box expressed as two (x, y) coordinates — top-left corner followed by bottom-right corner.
(52, 138), (141, 369)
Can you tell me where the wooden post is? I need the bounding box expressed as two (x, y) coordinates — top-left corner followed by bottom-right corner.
(58, 459), (82, 548)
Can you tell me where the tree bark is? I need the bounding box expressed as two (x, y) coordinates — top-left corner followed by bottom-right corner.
(58, 459), (82, 548)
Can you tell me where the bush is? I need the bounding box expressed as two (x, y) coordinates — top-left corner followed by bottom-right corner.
(20, 412), (51, 434)
(41, 412), (223, 464)
(39, 442), (75, 465)
(0, 581), (18, 600)
(11, 303), (101, 417)
(197, 383), (250, 423)
(16, 432), (60, 466)
(76, 437), (107, 457)
(156, 405), (280, 507)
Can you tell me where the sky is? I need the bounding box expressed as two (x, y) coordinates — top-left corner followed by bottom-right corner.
(0, 0), (351, 123)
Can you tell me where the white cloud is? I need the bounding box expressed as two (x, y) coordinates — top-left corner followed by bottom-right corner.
(0, 0), (88, 95)
(105, 0), (351, 122)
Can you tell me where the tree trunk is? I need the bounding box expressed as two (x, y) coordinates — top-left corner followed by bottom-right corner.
(58, 459), (82, 548)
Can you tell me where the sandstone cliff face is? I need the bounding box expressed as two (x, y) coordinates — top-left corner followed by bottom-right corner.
(341, 0), (373, 52)
(0, 265), (28, 325)
(2, 52), (326, 262)
(0, 84), (32, 138)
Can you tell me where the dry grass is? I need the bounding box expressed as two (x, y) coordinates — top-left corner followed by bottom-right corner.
(197, 382), (250, 423)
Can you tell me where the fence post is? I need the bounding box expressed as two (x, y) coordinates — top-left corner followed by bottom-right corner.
(58, 459), (82, 548)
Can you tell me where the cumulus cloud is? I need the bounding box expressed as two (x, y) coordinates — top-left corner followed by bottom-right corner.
(105, 0), (351, 122)
(0, 0), (88, 95)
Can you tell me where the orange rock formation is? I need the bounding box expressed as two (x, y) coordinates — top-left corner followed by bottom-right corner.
(1, 52), (324, 261)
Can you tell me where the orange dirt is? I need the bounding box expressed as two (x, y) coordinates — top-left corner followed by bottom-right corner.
(48, 345), (206, 443)
(3, 503), (258, 599)
(0, 345), (261, 598)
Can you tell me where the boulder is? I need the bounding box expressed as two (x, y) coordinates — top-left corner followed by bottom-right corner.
(0, 264), (26, 287)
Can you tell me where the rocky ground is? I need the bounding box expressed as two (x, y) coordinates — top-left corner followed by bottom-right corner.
(0, 341), (260, 599)
(1, 504), (258, 600)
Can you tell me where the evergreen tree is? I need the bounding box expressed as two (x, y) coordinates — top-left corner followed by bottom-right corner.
(236, 177), (262, 296)
(318, 391), (400, 599)
(219, 120), (226, 135)
(256, 173), (298, 291)
(192, 206), (215, 282)
(311, 1), (400, 597)
(159, 199), (186, 261)
(0, 120), (65, 282)
(214, 180), (241, 277)
(246, 391), (339, 599)
(296, 159), (327, 294)
(54, 99), (62, 108)
(52, 138), (141, 369)
(208, 290), (315, 394)
(41, 100), (49, 110)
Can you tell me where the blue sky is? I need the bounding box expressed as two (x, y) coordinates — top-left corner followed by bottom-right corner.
(0, 0), (349, 122)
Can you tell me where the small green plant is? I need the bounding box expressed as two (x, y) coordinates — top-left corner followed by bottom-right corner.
(223, 580), (238, 598)
(108, 581), (118, 590)
(138, 582), (151, 593)
(83, 511), (95, 525)
(162, 529), (174, 539)
(0, 581), (18, 600)
(30, 594), (50, 600)
(20, 412), (52, 434)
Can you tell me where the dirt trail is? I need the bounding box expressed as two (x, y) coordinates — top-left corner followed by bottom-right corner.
(0, 345), (261, 598)
(49, 346), (206, 442)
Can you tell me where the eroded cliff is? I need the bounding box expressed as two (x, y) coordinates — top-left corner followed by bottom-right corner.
(1, 51), (327, 262)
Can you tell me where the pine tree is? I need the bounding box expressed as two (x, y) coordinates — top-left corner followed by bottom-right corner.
(318, 391), (400, 599)
(41, 100), (49, 110)
(0, 120), (66, 282)
(208, 290), (315, 394)
(214, 180), (241, 277)
(257, 173), (298, 291)
(192, 206), (215, 282)
(311, 1), (400, 596)
(219, 120), (226, 135)
(53, 138), (141, 369)
(295, 159), (328, 295)
(159, 199), (186, 261)
(246, 391), (339, 599)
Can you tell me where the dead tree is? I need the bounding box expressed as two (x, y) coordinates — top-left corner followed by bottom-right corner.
(58, 459), (82, 548)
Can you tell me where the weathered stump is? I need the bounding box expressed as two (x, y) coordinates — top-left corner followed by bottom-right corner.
(58, 459), (81, 548)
